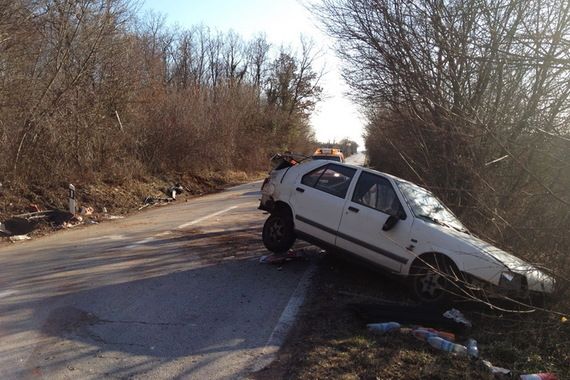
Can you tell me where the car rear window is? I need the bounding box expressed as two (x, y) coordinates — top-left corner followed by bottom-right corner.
(301, 164), (356, 198)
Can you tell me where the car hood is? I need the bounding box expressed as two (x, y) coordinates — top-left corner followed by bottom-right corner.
(438, 226), (555, 293)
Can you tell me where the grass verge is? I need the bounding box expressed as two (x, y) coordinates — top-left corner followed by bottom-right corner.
(253, 254), (570, 380)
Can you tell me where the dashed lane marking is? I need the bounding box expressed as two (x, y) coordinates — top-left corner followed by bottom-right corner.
(176, 205), (239, 230)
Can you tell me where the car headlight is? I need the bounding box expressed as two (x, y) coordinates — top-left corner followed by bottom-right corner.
(499, 271), (527, 291)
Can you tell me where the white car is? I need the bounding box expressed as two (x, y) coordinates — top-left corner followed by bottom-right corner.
(259, 159), (555, 303)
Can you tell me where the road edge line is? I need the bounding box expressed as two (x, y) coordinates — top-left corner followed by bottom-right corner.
(246, 264), (317, 375)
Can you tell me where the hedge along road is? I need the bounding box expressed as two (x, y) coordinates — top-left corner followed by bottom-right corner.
(0, 182), (315, 379)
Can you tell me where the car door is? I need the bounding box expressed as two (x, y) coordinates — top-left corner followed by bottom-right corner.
(336, 171), (413, 272)
(290, 163), (357, 245)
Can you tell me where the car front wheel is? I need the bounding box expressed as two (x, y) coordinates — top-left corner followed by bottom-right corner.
(410, 255), (462, 304)
(262, 213), (296, 253)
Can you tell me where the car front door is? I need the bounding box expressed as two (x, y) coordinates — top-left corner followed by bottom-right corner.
(290, 163), (357, 245)
(336, 171), (413, 272)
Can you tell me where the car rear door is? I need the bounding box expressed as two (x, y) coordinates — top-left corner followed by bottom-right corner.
(336, 171), (413, 272)
(290, 163), (357, 245)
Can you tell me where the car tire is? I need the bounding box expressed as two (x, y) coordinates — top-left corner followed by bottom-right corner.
(262, 213), (296, 253)
(409, 254), (462, 304)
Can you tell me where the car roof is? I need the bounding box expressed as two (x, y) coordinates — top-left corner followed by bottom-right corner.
(303, 160), (411, 185)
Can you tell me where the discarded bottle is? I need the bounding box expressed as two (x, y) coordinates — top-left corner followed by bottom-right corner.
(412, 328), (456, 342)
(466, 338), (479, 359)
(520, 373), (558, 380)
(427, 336), (468, 355)
(367, 322), (401, 334)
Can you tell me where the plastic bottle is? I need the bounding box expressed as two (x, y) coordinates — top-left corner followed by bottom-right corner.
(427, 336), (468, 355)
(412, 328), (456, 342)
(367, 322), (401, 334)
(466, 338), (479, 359)
(519, 374), (558, 380)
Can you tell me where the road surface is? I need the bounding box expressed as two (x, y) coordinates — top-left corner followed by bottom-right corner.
(345, 152), (366, 166)
(0, 182), (314, 379)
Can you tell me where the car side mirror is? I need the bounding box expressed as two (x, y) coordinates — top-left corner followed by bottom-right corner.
(382, 215), (399, 231)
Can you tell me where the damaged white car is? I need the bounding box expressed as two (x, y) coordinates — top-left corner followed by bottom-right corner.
(259, 158), (555, 303)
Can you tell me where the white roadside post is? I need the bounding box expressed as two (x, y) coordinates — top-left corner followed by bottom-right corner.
(68, 184), (76, 214)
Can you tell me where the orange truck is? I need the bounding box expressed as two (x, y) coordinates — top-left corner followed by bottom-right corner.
(312, 147), (345, 163)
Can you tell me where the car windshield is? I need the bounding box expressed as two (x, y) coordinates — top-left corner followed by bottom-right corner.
(312, 155), (342, 162)
(396, 180), (467, 232)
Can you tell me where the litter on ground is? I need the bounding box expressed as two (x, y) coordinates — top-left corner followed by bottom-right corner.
(259, 249), (310, 265)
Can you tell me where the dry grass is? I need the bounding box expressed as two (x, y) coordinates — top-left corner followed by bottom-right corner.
(0, 170), (263, 232)
(253, 254), (570, 380)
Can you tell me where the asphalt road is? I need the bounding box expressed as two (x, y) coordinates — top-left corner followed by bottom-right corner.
(345, 152), (366, 166)
(0, 182), (314, 379)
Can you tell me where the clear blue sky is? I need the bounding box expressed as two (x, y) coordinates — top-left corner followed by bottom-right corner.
(140, 0), (365, 147)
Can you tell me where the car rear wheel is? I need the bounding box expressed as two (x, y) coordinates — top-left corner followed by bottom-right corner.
(262, 213), (296, 253)
(410, 254), (462, 304)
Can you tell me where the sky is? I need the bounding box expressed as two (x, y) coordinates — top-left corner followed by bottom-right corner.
(139, 0), (365, 148)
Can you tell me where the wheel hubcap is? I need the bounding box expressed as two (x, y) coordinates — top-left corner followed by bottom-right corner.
(418, 272), (445, 298)
(269, 220), (284, 241)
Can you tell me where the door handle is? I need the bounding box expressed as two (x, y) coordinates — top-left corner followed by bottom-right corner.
(348, 206), (359, 213)
(296, 187), (305, 193)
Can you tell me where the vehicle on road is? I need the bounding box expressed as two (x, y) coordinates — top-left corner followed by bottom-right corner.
(312, 148), (345, 163)
(259, 159), (555, 303)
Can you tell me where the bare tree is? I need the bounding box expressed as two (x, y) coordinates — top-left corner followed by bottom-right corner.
(316, 0), (570, 302)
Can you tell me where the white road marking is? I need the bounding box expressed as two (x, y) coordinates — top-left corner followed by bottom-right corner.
(85, 235), (125, 242)
(177, 206), (239, 230)
(0, 290), (18, 299)
(125, 237), (155, 249)
(249, 265), (316, 372)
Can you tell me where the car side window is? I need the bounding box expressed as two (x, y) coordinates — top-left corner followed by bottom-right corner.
(301, 165), (327, 187)
(301, 164), (356, 199)
(352, 172), (404, 216)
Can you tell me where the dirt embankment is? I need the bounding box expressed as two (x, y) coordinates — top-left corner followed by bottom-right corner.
(0, 171), (264, 236)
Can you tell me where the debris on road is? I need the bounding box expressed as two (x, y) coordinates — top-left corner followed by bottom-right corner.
(167, 183), (185, 199)
(443, 308), (473, 328)
(139, 195), (174, 210)
(351, 303), (470, 334)
(102, 214), (124, 220)
(259, 249), (310, 265)
(79, 206), (94, 216)
(140, 184), (187, 209)
(9, 234), (31, 242)
(481, 360), (511, 378)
